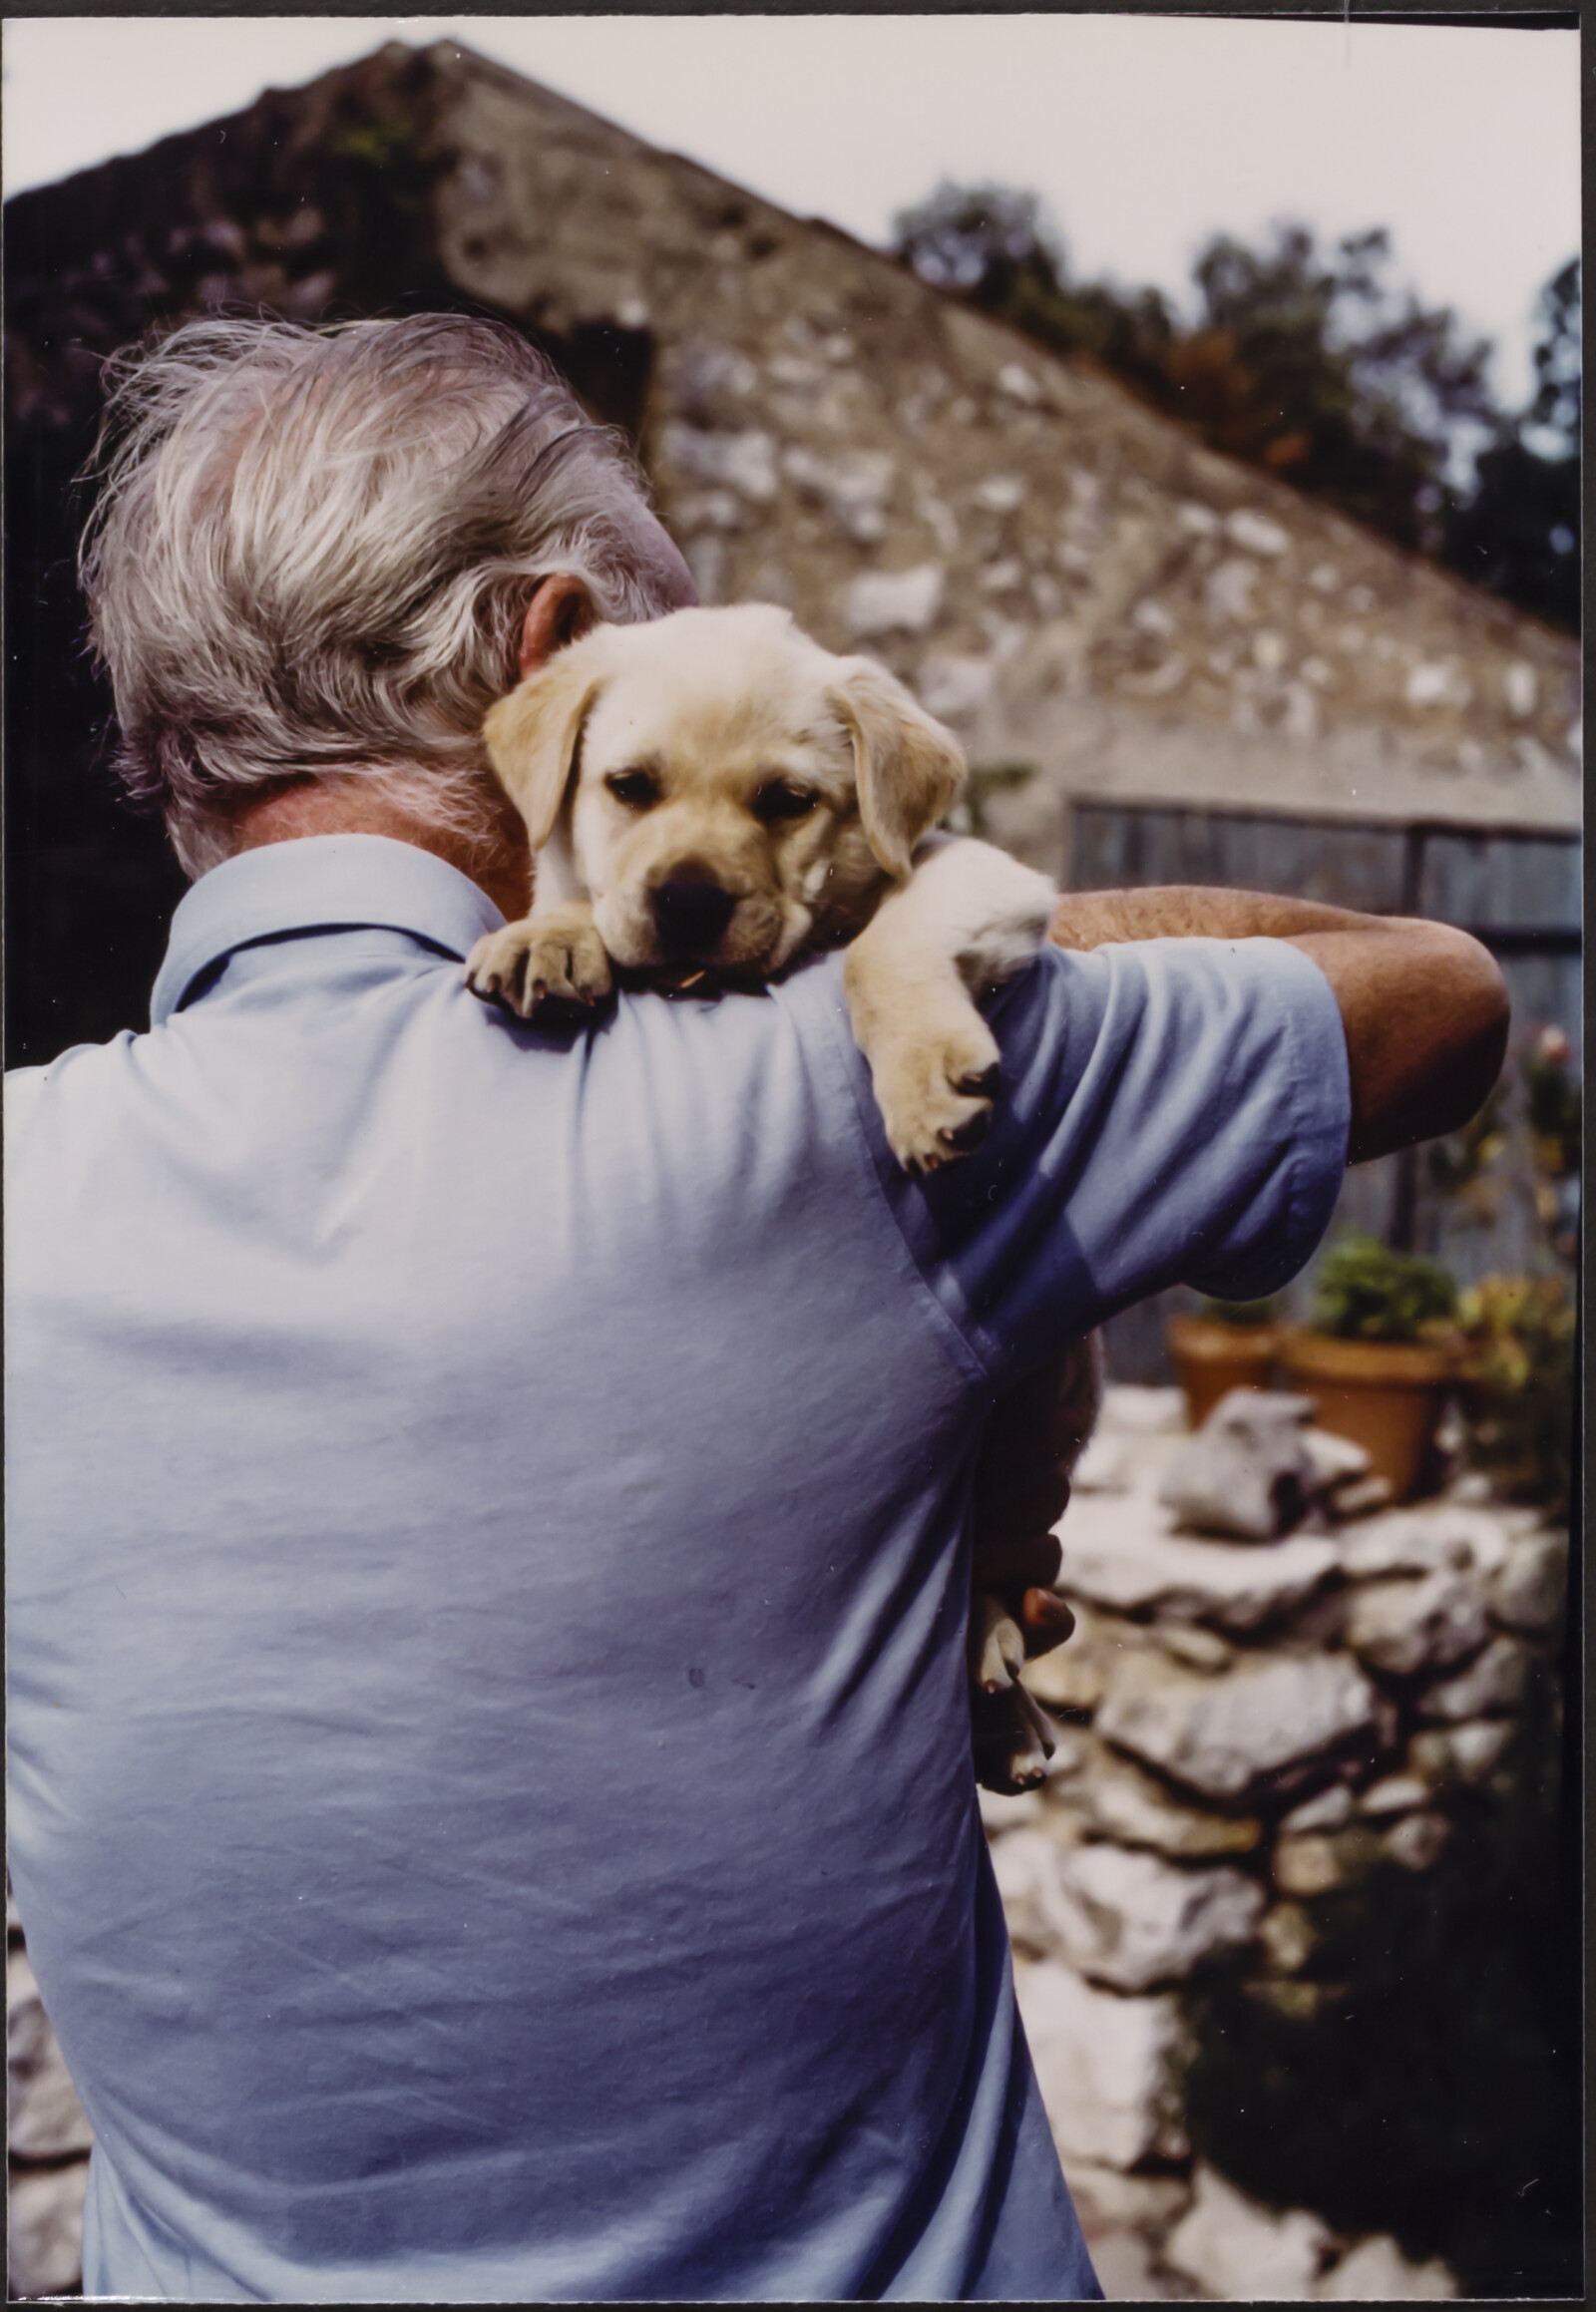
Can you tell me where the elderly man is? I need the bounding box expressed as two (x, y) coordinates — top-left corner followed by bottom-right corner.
(6, 314), (1506, 2304)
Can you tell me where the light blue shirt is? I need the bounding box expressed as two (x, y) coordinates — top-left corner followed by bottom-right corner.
(6, 836), (1349, 2303)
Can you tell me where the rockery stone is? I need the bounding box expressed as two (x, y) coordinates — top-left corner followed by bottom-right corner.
(1057, 1508), (1342, 1630)
(7, 2164), (89, 2302)
(1418, 1633), (1532, 1721)
(1096, 1649), (1380, 1801)
(1344, 1572), (1490, 1677)
(1336, 1506), (1512, 1581)
(1077, 1741), (1264, 1859)
(1165, 2161), (1337, 2300)
(1486, 1531), (1568, 1635)
(1155, 1389), (1323, 1540)
(1047, 1841), (1266, 1992)
(1012, 1959), (1187, 2170)
(7, 1951), (93, 2159)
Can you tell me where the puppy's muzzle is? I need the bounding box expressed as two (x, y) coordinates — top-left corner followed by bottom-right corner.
(651, 873), (739, 962)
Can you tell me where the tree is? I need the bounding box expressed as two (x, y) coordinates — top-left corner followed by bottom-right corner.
(891, 190), (1505, 567)
(1177, 224), (1496, 551)
(892, 181), (1177, 407)
(1440, 258), (1579, 633)
(892, 181), (1059, 298)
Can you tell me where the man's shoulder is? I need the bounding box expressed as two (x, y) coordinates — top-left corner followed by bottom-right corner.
(6, 1047), (99, 1127)
(3, 1063), (48, 1156)
(4, 1032), (150, 1169)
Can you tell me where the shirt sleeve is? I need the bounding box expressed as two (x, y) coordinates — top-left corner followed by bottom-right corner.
(848, 936), (1351, 1387)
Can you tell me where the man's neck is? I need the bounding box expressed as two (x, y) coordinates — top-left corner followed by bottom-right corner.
(229, 783), (532, 922)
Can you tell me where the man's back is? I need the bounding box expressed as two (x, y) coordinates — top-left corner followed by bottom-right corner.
(7, 835), (1349, 2301)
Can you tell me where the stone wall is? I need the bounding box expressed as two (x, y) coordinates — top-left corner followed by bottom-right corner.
(7, 1892), (91, 2300)
(989, 1385), (1571, 2297)
(417, 40), (1581, 849)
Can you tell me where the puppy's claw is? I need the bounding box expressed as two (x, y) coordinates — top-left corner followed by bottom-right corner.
(971, 1592), (1026, 1694)
(972, 1681), (1059, 1795)
(868, 1008), (1004, 1174)
(466, 917), (613, 1019)
(940, 1110), (991, 1156)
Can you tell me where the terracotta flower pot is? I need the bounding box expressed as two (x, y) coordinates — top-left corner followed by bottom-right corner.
(1167, 1316), (1281, 1432)
(1277, 1329), (1459, 1504)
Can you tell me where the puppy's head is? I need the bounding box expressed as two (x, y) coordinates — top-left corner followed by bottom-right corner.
(482, 603), (965, 982)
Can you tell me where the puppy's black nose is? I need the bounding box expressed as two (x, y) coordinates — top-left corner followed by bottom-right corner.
(652, 876), (737, 959)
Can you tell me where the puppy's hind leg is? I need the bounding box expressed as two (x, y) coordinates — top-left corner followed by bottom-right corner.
(969, 1597), (1058, 1794)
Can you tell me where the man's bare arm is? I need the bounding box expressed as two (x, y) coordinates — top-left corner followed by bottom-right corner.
(1048, 886), (1509, 1165)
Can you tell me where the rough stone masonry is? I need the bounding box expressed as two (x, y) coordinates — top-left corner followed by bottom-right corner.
(7, 34), (1580, 882)
(987, 1385), (1565, 2299)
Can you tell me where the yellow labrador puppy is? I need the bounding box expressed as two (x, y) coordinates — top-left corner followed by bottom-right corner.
(466, 602), (1056, 1171)
(468, 603), (1093, 1785)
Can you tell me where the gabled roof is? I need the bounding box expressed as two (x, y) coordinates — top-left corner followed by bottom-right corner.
(7, 36), (1580, 845)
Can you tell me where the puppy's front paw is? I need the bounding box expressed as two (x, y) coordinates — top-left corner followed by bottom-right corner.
(869, 1007), (1003, 1175)
(466, 913), (612, 1018)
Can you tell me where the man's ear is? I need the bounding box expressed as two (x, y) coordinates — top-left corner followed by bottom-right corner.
(826, 658), (967, 882)
(483, 636), (607, 854)
(518, 573), (598, 680)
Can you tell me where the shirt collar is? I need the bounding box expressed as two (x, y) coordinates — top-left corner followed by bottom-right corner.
(150, 836), (507, 1025)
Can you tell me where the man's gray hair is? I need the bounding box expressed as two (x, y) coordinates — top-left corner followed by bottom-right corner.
(80, 312), (680, 877)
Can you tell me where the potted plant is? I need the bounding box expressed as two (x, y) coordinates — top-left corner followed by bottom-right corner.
(1279, 1233), (1460, 1503)
(1167, 1296), (1281, 1430)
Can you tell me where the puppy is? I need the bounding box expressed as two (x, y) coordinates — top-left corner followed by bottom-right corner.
(469, 603), (1092, 1786)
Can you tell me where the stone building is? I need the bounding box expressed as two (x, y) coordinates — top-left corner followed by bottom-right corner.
(6, 35), (1580, 1091)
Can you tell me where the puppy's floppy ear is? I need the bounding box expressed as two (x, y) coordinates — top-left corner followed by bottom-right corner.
(482, 634), (609, 853)
(826, 657), (967, 883)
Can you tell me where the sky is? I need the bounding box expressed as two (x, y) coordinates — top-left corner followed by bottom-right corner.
(2, 15), (1579, 413)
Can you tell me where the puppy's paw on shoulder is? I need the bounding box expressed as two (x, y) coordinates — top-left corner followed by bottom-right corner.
(467, 914), (613, 1018)
(868, 1004), (1003, 1174)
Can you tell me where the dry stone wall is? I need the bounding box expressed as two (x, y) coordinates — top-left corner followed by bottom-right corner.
(7, 1893), (92, 2300)
(988, 1385), (1567, 2297)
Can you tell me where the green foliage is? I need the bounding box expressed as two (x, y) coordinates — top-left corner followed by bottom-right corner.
(1521, 1024), (1581, 1182)
(893, 183), (1058, 298)
(328, 112), (422, 173)
(1175, 224), (1497, 551)
(1429, 1023), (1580, 1269)
(892, 182), (1178, 413)
(1181, 1745), (1579, 2294)
(1440, 259), (1580, 633)
(1457, 1274), (1576, 1516)
(892, 185), (1579, 629)
(1195, 1295), (1279, 1330)
(1309, 1231), (1457, 1344)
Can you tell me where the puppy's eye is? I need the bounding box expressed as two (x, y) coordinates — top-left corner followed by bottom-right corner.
(753, 782), (820, 826)
(604, 769), (659, 809)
